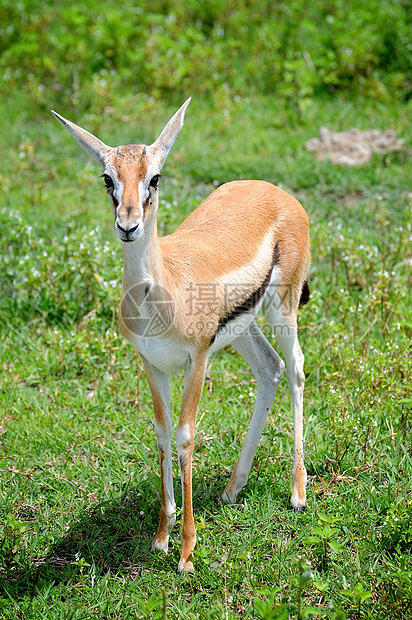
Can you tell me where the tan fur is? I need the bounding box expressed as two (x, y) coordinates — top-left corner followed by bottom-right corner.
(160, 180), (310, 327)
(117, 178), (310, 347)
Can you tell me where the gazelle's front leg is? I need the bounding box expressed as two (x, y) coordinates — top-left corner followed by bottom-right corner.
(176, 349), (209, 574)
(141, 356), (176, 552)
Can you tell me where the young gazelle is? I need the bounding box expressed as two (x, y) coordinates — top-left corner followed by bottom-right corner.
(52, 99), (310, 574)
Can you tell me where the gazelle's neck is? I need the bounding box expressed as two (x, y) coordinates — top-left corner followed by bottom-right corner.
(122, 218), (163, 291)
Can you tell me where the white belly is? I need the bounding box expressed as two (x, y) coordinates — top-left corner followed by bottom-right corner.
(128, 333), (191, 374)
(209, 307), (258, 353)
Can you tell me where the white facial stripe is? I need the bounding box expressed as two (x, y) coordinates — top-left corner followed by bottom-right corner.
(113, 179), (124, 206)
(137, 161), (161, 209)
(138, 180), (149, 207)
(145, 161), (161, 188)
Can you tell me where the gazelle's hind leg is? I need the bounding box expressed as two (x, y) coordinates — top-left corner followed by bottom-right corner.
(265, 300), (307, 511)
(222, 322), (285, 503)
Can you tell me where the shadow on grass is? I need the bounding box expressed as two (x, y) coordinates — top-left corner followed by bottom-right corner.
(0, 483), (173, 600)
(0, 476), (229, 601)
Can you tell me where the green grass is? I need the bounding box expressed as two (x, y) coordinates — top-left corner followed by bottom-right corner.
(0, 93), (411, 619)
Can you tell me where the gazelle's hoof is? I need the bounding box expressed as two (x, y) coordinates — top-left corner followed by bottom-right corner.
(221, 489), (237, 504)
(177, 559), (194, 576)
(291, 491), (306, 513)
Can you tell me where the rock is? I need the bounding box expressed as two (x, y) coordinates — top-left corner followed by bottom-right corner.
(305, 127), (404, 166)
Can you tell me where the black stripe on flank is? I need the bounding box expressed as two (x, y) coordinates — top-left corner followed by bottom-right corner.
(210, 242), (280, 345)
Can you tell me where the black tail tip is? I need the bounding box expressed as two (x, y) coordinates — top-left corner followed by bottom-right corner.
(299, 280), (310, 306)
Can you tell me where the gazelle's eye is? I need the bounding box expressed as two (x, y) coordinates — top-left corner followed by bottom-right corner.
(149, 174), (161, 189)
(102, 174), (114, 190)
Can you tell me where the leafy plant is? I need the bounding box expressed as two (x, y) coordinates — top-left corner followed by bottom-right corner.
(0, 513), (29, 569)
(254, 555), (351, 619)
(305, 514), (345, 571)
(340, 582), (372, 619)
(254, 588), (289, 620)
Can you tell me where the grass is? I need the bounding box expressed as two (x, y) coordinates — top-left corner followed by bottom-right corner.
(0, 92), (411, 619)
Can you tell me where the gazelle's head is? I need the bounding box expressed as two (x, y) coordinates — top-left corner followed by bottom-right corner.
(51, 98), (191, 243)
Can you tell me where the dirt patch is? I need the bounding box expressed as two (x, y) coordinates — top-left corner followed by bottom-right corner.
(305, 127), (404, 166)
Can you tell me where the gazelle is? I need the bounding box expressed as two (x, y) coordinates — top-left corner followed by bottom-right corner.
(52, 99), (310, 574)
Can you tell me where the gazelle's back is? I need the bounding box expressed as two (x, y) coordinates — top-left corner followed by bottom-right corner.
(160, 180), (310, 291)
(169, 180), (307, 236)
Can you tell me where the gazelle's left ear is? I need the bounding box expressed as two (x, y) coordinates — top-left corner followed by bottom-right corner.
(148, 98), (191, 170)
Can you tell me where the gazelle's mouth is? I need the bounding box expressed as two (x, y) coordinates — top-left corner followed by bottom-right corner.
(115, 220), (142, 242)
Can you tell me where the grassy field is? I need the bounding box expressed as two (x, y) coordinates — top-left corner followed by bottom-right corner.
(0, 93), (411, 619)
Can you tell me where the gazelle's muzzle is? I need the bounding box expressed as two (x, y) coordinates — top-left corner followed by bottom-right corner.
(115, 218), (142, 242)
(115, 202), (143, 242)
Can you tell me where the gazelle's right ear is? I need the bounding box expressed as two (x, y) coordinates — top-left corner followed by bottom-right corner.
(148, 98), (191, 171)
(51, 110), (115, 166)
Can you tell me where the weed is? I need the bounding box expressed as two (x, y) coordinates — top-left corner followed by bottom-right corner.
(340, 582), (372, 619)
(304, 514), (344, 571)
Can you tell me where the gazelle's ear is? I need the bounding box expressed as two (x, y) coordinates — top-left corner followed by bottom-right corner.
(51, 110), (115, 166)
(148, 98), (191, 170)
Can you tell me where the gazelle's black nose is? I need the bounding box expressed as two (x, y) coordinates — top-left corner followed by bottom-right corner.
(116, 222), (140, 241)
